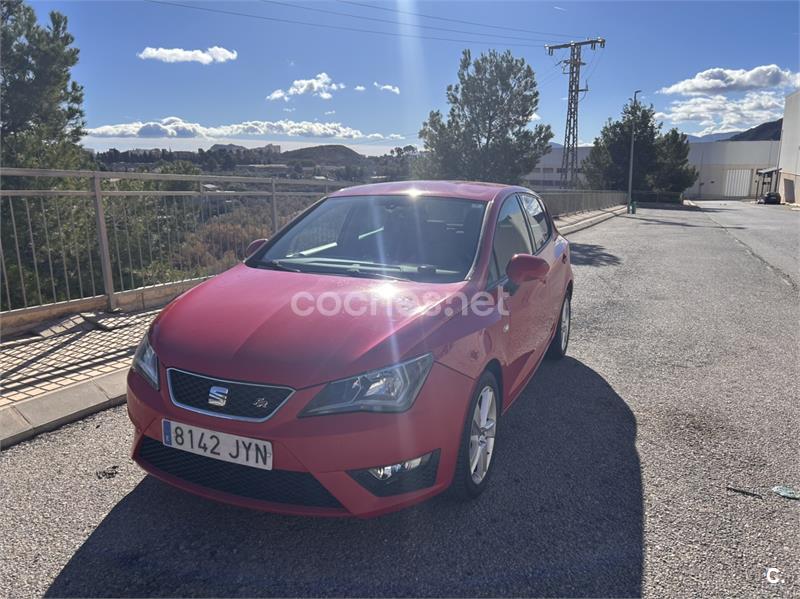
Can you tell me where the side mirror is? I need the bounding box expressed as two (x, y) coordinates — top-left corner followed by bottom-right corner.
(245, 238), (268, 257)
(506, 253), (550, 286)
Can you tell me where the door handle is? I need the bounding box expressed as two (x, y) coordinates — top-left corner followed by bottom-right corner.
(561, 253), (567, 263)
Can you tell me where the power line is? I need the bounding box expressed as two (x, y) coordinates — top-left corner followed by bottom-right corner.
(259, 0), (552, 43)
(144, 0), (546, 48)
(338, 0), (584, 39)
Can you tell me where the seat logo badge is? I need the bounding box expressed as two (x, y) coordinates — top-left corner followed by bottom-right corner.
(208, 386), (229, 407)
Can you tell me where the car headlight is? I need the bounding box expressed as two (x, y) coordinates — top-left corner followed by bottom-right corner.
(300, 354), (434, 417)
(132, 333), (160, 390)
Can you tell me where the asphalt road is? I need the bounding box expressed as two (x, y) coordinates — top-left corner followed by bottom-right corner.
(692, 200), (799, 287)
(1, 205), (798, 598)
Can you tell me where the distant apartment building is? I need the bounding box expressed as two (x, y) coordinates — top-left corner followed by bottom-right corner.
(777, 90), (799, 203)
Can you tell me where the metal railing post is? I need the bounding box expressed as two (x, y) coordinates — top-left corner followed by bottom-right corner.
(271, 177), (278, 235)
(92, 173), (116, 311)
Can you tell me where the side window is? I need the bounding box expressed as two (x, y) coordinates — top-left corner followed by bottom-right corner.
(491, 196), (533, 280)
(519, 193), (552, 252)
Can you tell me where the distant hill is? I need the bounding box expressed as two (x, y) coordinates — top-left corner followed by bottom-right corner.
(727, 119), (782, 141)
(208, 143), (249, 152)
(279, 144), (366, 166)
(685, 131), (740, 143)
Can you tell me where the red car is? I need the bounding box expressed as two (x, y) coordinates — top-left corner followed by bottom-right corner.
(127, 181), (573, 518)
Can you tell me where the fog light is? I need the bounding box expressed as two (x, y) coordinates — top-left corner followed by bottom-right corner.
(368, 452), (433, 480)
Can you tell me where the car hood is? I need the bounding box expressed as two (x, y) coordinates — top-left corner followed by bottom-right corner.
(151, 264), (472, 389)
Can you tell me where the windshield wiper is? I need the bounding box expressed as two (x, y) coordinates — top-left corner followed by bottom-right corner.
(257, 259), (302, 273)
(343, 268), (407, 281)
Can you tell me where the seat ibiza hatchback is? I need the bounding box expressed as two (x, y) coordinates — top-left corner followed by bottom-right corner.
(128, 181), (573, 518)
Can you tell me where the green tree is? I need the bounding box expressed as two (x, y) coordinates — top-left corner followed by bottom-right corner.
(582, 99), (697, 192)
(582, 100), (659, 191)
(651, 128), (698, 192)
(419, 49), (552, 183)
(1, 0), (87, 169)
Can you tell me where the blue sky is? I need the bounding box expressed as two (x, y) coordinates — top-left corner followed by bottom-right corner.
(33, 0), (800, 155)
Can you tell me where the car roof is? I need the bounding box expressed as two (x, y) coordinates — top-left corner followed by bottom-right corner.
(326, 180), (525, 203)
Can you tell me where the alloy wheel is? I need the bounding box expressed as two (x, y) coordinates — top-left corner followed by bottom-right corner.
(469, 385), (497, 484)
(560, 296), (571, 353)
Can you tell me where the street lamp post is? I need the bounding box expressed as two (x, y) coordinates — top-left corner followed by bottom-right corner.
(627, 90), (642, 215)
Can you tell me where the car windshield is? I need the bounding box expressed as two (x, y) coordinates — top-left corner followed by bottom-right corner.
(255, 195), (487, 283)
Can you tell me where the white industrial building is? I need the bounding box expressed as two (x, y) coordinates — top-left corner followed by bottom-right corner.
(525, 92), (798, 201)
(777, 90), (799, 203)
(683, 140), (781, 199)
(523, 141), (785, 199)
(522, 146), (591, 189)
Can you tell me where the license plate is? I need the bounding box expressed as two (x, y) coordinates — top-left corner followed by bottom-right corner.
(162, 420), (272, 470)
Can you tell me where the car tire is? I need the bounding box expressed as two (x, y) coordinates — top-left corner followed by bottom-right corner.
(448, 370), (500, 501)
(546, 291), (571, 360)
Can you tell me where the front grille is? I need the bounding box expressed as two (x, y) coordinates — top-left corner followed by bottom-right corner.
(167, 368), (293, 420)
(138, 436), (342, 508)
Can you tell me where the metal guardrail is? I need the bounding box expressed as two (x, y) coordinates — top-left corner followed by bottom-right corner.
(0, 168), (340, 317)
(0, 168), (625, 328)
(538, 190), (626, 216)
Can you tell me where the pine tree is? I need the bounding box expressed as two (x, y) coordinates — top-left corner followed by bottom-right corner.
(582, 99), (697, 193)
(419, 49), (553, 184)
(1, 0), (87, 169)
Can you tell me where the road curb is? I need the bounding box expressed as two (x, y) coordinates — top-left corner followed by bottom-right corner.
(559, 205), (627, 236)
(0, 370), (128, 450)
(0, 205), (628, 450)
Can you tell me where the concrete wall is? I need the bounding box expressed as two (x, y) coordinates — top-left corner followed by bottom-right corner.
(684, 140), (781, 199)
(0, 278), (205, 336)
(778, 91), (799, 203)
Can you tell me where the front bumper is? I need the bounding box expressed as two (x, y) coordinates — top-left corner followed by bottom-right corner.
(127, 362), (474, 518)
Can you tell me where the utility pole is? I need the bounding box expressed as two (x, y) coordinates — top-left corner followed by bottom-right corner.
(546, 38), (605, 188)
(627, 90), (642, 214)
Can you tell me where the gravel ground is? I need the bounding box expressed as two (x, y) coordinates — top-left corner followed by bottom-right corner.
(1, 205), (797, 598)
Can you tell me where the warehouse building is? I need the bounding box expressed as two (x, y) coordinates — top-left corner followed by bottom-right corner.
(522, 146), (591, 189)
(683, 140), (781, 199)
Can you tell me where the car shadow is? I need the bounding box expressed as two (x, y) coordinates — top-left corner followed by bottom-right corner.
(47, 358), (642, 598)
(627, 215), (745, 229)
(569, 243), (622, 267)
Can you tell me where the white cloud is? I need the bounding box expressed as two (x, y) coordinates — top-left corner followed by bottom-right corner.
(529, 113), (541, 122)
(267, 72), (345, 102)
(86, 116), (402, 141)
(324, 110), (336, 115)
(354, 85), (366, 92)
(282, 107), (296, 113)
(659, 64), (800, 96)
(373, 81), (400, 95)
(267, 89), (288, 102)
(655, 91), (786, 135)
(136, 46), (237, 65)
